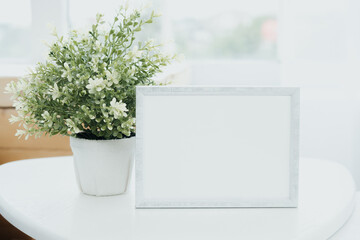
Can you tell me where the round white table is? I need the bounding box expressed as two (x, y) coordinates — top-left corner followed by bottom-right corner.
(0, 157), (357, 240)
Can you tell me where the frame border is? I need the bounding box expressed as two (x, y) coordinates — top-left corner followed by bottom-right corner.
(136, 86), (300, 208)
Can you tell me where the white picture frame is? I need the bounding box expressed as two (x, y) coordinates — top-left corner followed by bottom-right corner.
(135, 86), (300, 208)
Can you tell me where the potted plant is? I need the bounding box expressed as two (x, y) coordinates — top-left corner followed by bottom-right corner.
(5, 5), (174, 196)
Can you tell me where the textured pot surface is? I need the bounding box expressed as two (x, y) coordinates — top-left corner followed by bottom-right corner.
(70, 136), (135, 196)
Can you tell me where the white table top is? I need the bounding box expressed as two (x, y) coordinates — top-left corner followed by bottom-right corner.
(331, 195), (360, 239)
(0, 157), (357, 240)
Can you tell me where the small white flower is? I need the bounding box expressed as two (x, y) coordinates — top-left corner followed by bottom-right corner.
(86, 77), (106, 94)
(4, 81), (17, 94)
(41, 111), (53, 127)
(13, 78), (31, 93)
(13, 99), (26, 111)
(15, 129), (27, 139)
(65, 119), (81, 133)
(109, 98), (128, 119)
(41, 111), (50, 120)
(61, 62), (72, 81)
(9, 115), (21, 124)
(121, 118), (136, 132)
(90, 57), (99, 73)
(105, 70), (120, 84)
(51, 83), (61, 100)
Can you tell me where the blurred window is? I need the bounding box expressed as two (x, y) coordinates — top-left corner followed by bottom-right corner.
(67, 0), (280, 85)
(0, 0), (69, 75)
(161, 0), (279, 60)
(68, 0), (279, 61)
(0, 0), (32, 62)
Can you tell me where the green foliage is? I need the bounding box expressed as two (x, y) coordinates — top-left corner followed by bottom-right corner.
(5, 6), (174, 140)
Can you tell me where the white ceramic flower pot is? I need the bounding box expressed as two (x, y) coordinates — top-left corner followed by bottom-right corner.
(70, 136), (135, 196)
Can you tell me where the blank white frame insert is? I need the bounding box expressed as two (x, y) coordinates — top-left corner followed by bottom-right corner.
(136, 87), (299, 208)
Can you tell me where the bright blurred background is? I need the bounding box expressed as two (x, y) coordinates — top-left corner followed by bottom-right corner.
(1, 0), (360, 187)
